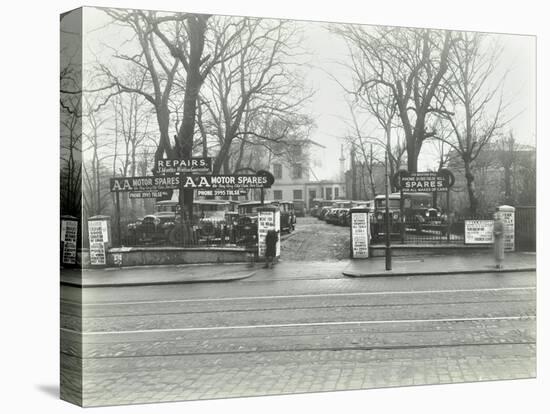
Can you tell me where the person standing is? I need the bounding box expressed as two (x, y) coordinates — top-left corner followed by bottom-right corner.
(493, 211), (505, 269)
(264, 227), (279, 269)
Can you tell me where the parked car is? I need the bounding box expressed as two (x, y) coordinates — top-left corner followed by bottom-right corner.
(339, 208), (351, 226)
(310, 199), (335, 217)
(325, 208), (345, 225)
(269, 200), (296, 232)
(293, 200), (306, 217)
(127, 199), (236, 245)
(126, 200), (178, 244)
(370, 192), (444, 240)
(318, 206), (332, 221)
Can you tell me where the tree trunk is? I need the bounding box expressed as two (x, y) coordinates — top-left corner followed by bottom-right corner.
(464, 159), (477, 215)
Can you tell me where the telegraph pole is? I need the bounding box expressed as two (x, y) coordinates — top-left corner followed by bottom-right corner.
(384, 150), (392, 270)
(385, 124), (392, 271)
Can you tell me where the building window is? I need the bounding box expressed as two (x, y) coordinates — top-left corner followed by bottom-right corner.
(334, 187), (339, 199)
(292, 163), (302, 179)
(273, 163), (282, 179)
(293, 189), (303, 200)
(325, 187), (333, 200)
(273, 190), (283, 200)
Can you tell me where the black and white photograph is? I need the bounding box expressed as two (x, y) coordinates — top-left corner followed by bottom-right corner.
(57, 4), (539, 408)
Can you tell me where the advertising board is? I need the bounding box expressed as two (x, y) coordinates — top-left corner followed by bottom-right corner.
(464, 220), (494, 244)
(351, 209), (370, 258)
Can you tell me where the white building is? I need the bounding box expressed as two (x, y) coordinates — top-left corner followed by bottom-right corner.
(263, 141), (346, 209)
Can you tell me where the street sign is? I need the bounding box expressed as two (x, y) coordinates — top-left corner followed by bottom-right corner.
(155, 157), (212, 174)
(465, 220), (494, 244)
(394, 170), (455, 192)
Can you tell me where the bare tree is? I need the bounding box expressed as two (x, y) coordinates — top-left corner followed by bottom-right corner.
(334, 25), (453, 172)
(433, 32), (507, 214)
(197, 18), (314, 174)
(101, 9), (180, 163)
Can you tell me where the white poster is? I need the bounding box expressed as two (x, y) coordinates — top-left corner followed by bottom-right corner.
(499, 211), (515, 251)
(61, 220), (78, 264)
(88, 220), (108, 265)
(274, 210), (281, 257)
(257, 209), (281, 258)
(351, 211), (369, 258)
(465, 220), (494, 244)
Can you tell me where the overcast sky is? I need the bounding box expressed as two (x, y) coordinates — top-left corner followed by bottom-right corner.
(84, 7), (536, 181)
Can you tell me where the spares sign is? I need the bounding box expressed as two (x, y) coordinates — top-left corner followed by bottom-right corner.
(111, 174), (273, 192)
(396, 170), (455, 193)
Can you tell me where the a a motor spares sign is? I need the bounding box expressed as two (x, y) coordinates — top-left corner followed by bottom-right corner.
(465, 220), (494, 244)
(61, 220), (78, 264)
(257, 209), (280, 258)
(111, 174), (273, 192)
(351, 210), (370, 258)
(156, 158), (212, 174)
(88, 220), (109, 265)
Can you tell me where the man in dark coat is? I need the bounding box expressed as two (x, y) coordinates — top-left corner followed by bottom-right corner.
(264, 227), (279, 268)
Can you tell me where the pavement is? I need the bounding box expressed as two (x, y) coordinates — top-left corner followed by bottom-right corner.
(342, 252), (536, 278)
(60, 263), (257, 287)
(61, 251), (536, 288)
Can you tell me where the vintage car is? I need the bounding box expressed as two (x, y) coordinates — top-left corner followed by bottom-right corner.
(127, 199), (235, 245)
(310, 199), (336, 217)
(370, 192), (443, 240)
(235, 200), (295, 244)
(293, 200), (306, 217)
(318, 206), (332, 221)
(192, 199), (234, 243)
(272, 200), (296, 232)
(126, 200), (178, 244)
(325, 207), (347, 225)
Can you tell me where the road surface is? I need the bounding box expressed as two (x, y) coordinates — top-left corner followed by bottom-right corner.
(281, 216), (350, 261)
(61, 266), (536, 406)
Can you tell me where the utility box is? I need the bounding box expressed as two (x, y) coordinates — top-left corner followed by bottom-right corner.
(350, 207), (370, 259)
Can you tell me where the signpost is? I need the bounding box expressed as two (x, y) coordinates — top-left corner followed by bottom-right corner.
(350, 207), (370, 258)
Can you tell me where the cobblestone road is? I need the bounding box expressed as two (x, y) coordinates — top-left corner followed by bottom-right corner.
(61, 263), (536, 406)
(281, 217), (350, 261)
